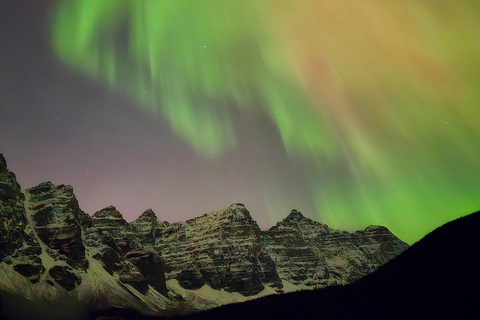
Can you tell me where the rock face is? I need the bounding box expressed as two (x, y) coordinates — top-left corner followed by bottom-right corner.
(0, 154), (409, 318)
(0, 154), (43, 283)
(85, 205), (167, 295)
(130, 207), (407, 295)
(26, 181), (89, 277)
(133, 204), (282, 295)
(263, 210), (408, 288)
(130, 209), (169, 246)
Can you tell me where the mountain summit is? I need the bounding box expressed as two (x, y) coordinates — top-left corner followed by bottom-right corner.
(286, 209), (304, 220)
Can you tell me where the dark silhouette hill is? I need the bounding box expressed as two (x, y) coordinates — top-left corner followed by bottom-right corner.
(86, 210), (480, 320)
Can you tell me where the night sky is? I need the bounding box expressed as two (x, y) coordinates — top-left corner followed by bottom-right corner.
(1, 0), (480, 244)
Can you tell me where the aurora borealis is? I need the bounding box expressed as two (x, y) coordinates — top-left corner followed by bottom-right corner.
(1, 0), (479, 244)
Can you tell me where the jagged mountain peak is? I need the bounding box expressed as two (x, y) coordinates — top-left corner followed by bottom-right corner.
(133, 209), (169, 227)
(0, 153), (7, 169)
(273, 209), (317, 229)
(131, 208), (170, 235)
(226, 202), (247, 211)
(27, 181), (55, 193)
(180, 203), (257, 231)
(182, 203), (251, 224)
(230, 202), (246, 208)
(355, 225), (398, 242)
(93, 205), (123, 219)
(363, 225), (389, 232)
(26, 181), (74, 195)
(138, 208), (157, 220)
(224, 202), (252, 219)
(286, 209), (305, 220)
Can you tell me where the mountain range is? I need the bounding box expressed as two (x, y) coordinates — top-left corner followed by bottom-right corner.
(163, 209), (480, 320)
(0, 154), (409, 319)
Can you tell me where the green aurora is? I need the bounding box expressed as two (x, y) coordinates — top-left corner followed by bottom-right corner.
(52, 0), (480, 244)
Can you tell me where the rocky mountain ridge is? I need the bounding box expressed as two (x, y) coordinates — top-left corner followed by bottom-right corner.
(0, 154), (408, 318)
